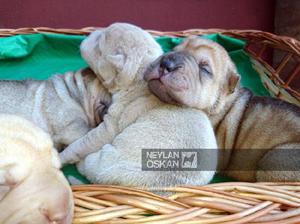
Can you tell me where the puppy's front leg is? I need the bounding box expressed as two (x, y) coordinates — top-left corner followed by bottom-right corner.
(59, 116), (118, 165)
(77, 144), (147, 186)
(77, 144), (120, 182)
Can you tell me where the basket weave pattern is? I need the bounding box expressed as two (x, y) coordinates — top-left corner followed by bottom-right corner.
(1, 27), (300, 223)
(72, 183), (300, 224)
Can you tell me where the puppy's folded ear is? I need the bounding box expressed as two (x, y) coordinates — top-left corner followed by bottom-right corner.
(227, 71), (240, 94)
(106, 54), (125, 71)
(107, 52), (142, 87)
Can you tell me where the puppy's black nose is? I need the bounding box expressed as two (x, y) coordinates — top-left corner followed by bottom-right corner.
(160, 55), (178, 74)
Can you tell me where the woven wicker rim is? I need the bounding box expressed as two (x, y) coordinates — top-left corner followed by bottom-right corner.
(72, 182), (300, 224)
(0, 27), (299, 54)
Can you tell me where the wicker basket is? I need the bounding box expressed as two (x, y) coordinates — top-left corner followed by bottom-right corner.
(1, 27), (300, 223)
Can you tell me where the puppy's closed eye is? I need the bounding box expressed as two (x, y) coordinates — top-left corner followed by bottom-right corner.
(199, 61), (212, 77)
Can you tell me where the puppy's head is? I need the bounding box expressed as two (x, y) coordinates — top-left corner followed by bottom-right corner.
(2, 169), (73, 224)
(81, 23), (163, 92)
(144, 36), (240, 114)
(0, 115), (73, 224)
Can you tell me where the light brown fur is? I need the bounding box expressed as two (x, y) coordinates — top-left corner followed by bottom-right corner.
(145, 36), (300, 182)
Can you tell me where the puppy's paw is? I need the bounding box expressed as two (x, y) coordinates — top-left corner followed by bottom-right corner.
(59, 144), (83, 166)
(59, 151), (76, 166)
(77, 144), (121, 183)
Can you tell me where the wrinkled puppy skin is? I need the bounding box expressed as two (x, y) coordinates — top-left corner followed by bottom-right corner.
(0, 65), (111, 151)
(0, 114), (73, 224)
(60, 23), (218, 189)
(145, 36), (300, 182)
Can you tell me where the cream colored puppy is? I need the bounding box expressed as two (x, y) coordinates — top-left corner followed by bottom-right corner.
(0, 114), (73, 224)
(0, 68), (111, 151)
(60, 23), (218, 188)
(145, 36), (300, 182)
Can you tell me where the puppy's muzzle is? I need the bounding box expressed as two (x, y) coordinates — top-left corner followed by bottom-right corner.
(159, 52), (184, 77)
(144, 52), (185, 82)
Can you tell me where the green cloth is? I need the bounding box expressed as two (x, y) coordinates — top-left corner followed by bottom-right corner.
(0, 33), (270, 184)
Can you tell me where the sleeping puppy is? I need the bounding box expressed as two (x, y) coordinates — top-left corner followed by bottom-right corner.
(0, 67), (111, 151)
(59, 23), (218, 188)
(144, 36), (300, 182)
(0, 114), (73, 224)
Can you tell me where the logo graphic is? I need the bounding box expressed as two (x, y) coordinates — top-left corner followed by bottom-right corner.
(141, 148), (300, 172)
(142, 149), (202, 171)
(181, 152), (197, 168)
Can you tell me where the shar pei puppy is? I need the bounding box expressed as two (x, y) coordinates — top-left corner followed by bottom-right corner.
(144, 36), (300, 182)
(0, 64), (111, 151)
(60, 23), (218, 188)
(0, 114), (73, 224)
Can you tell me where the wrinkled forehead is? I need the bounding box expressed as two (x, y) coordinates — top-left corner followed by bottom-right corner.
(176, 37), (224, 51)
(173, 37), (236, 80)
(175, 37), (228, 61)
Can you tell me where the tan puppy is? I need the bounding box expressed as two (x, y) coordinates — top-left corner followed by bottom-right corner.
(60, 23), (218, 188)
(0, 68), (111, 151)
(145, 36), (300, 182)
(0, 114), (73, 224)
